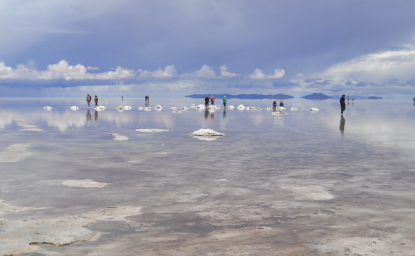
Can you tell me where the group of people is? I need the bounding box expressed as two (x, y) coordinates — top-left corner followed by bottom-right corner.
(204, 95), (227, 107)
(272, 101), (284, 107)
(86, 94), (99, 107)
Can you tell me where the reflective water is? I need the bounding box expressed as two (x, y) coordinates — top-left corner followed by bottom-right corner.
(1, 98), (415, 255)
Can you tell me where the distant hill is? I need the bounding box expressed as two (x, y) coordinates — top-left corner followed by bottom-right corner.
(185, 94), (294, 99)
(302, 93), (332, 100)
(368, 96), (382, 100)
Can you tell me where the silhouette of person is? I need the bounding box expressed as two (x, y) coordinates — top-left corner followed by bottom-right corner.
(340, 94), (346, 116)
(204, 109), (209, 120)
(94, 110), (98, 121)
(223, 109), (227, 120)
(340, 116), (345, 134)
(211, 113), (214, 122)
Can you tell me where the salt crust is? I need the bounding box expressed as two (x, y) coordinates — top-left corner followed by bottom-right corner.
(172, 110), (182, 113)
(227, 105), (235, 109)
(171, 107), (177, 110)
(282, 185), (333, 200)
(124, 106), (132, 110)
(62, 179), (109, 189)
(117, 106), (124, 111)
(0, 144), (31, 162)
(94, 106), (106, 111)
(290, 107), (298, 111)
(43, 106), (52, 110)
(0, 200), (142, 256)
(309, 107), (319, 111)
(19, 124), (43, 132)
(144, 107), (151, 111)
(189, 129), (227, 141)
(136, 129), (169, 133)
(181, 107), (189, 110)
(70, 106), (79, 111)
(271, 112), (287, 116)
(138, 107), (144, 110)
(110, 133), (128, 140)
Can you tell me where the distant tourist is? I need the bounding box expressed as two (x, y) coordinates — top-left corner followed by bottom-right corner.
(122, 96), (123, 101)
(273, 101), (277, 107)
(340, 94), (346, 116)
(94, 95), (98, 107)
(211, 95), (215, 105)
(86, 93), (92, 107)
(223, 96), (227, 107)
(204, 95), (210, 107)
(280, 101), (284, 107)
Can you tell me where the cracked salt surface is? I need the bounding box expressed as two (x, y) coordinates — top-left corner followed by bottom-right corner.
(0, 200), (141, 256)
(62, 179), (109, 189)
(189, 129), (227, 141)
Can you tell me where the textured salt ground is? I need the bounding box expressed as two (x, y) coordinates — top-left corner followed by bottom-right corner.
(189, 128), (227, 141)
(135, 129), (169, 133)
(110, 133), (128, 140)
(0, 144), (32, 163)
(0, 201), (142, 256)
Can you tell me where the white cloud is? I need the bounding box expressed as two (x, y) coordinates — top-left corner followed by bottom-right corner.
(322, 48), (415, 83)
(196, 65), (217, 79)
(220, 65), (239, 77)
(138, 65), (177, 79)
(249, 68), (285, 79)
(0, 60), (136, 80)
(86, 66), (99, 70)
(296, 73), (303, 77)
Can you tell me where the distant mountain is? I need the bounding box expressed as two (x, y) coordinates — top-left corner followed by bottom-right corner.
(301, 93), (332, 100)
(368, 96), (382, 100)
(185, 94), (294, 99)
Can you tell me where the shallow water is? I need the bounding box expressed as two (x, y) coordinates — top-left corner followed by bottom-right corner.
(1, 98), (415, 255)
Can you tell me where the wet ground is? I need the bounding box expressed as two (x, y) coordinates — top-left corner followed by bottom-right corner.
(1, 98), (415, 255)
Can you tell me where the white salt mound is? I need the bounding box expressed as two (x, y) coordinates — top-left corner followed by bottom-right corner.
(62, 179), (109, 189)
(43, 106), (52, 110)
(190, 104), (196, 108)
(124, 106), (132, 110)
(181, 107), (189, 110)
(144, 107), (151, 111)
(309, 107), (319, 111)
(237, 104), (245, 110)
(265, 107), (273, 111)
(290, 107), (298, 111)
(189, 129), (227, 137)
(138, 107), (144, 110)
(19, 125), (43, 132)
(227, 105), (235, 109)
(196, 104), (205, 110)
(136, 129), (169, 133)
(117, 106), (124, 111)
(70, 106), (79, 111)
(272, 112), (287, 116)
(110, 133), (128, 140)
(95, 106), (106, 111)
(155, 105), (162, 111)
(171, 107), (177, 110)
(172, 110), (182, 113)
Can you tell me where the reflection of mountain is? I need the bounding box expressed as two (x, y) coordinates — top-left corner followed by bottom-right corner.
(368, 96), (382, 100)
(302, 93), (332, 100)
(186, 94), (294, 99)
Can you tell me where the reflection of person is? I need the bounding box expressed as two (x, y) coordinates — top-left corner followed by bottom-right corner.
(223, 96), (227, 107)
(87, 109), (91, 122)
(122, 96), (123, 101)
(204, 109), (209, 120)
(86, 93), (91, 107)
(280, 101), (284, 107)
(94, 95), (98, 107)
(211, 113), (214, 122)
(223, 109), (227, 120)
(211, 95), (215, 105)
(94, 110), (98, 121)
(340, 94), (346, 116)
(339, 116), (345, 134)
(204, 95), (210, 107)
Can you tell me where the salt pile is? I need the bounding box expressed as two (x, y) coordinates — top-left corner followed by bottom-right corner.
(272, 112), (287, 116)
(110, 133), (128, 140)
(124, 106), (132, 110)
(172, 110), (182, 113)
(171, 107), (177, 110)
(309, 107), (319, 111)
(290, 107), (298, 111)
(138, 107), (144, 110)
(154, 105), (162, 111)
(276, 107), (286, 112)
(181, 107), (189, 110)
(227, 105), (235, 109)
(144, 107), (152, 111)
(70, 106), (79, 111)
(0, 144), (32, 162)
(189, 129), (227, 141)
(136, 129), (169, 133)
(117, 106), (124, 111)
(19, 125), (43, 132)
(190, 104), (196, 108)
(196, 104), (205, 110)
(237, 104), (245, 110)
(43, 106), (52, 110)
(62, 179), (108, 189)
(95, 106), (106, 111)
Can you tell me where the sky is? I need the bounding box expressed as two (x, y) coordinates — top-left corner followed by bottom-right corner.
(1, 0), (415, 98)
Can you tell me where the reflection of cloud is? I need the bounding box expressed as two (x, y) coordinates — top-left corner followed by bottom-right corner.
(138, 65), (177, 79)
(249, 68), (285, 79)
(196, 65), (217, 79)
(220, 65), (239, 78)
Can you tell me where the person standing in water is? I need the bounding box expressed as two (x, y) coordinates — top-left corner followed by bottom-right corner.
(94, 95), (98, 107)
(280, 101), (284, 107)
(204, 95), (210, 107)
(223, 95), (227, 107)
(340, 94), (346, 116)
(211, 95), (215, 105)
(86, 93), (92, 107)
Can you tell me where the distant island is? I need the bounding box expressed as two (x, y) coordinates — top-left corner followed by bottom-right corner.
(301, 93), (332, 100)
(368, 96), (382, 100)
(185, 94), (294, 99)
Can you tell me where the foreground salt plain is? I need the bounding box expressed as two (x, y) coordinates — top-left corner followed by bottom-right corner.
(1, 98), (415, 255)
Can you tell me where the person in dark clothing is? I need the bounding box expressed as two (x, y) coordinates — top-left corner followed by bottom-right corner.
(204, 95), (210, 107)
(339, 116), (345, 134)
(340, 95), (346, 115)
(280, 101), (284, 107)
(273, 101), (277, 107)
(94, 95), (98, 107)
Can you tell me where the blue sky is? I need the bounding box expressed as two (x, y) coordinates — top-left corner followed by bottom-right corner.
(1, 0), (415, 98)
